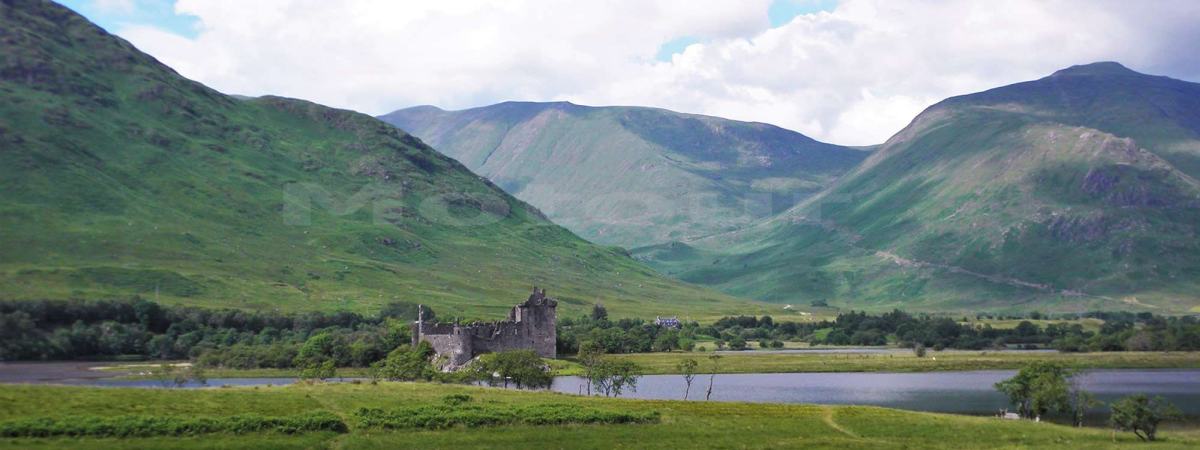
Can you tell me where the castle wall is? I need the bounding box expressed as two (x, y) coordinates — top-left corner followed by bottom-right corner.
(418, 325), (474, 367)
(411, 287), (557, 369)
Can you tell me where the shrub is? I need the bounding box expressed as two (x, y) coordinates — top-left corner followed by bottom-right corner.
(0, 411), (347, 438)
(442, 393), (473, 406)
(1109, 394), (1181, 441)
(353, 403), (657, 430)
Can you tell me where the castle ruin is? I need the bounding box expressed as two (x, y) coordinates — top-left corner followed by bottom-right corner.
(412, 287), (557, 369)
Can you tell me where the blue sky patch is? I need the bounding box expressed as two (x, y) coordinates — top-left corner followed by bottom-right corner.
(768, 0), (838, 27)
(58, 0), (201, 38)
(654, 36), (701, 62)
(656, 1), (837, 62)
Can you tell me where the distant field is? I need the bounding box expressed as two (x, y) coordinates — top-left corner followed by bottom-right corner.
(965, 318), (1106, 332)
(1, 382), (1196, 449)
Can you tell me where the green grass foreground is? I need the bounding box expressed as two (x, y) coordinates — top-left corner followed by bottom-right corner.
(0, 382), (1195, 449)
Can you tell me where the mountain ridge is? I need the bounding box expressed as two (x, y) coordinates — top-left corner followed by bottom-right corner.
(635, 62), (1200, 313)
(380, 101), (869, 248)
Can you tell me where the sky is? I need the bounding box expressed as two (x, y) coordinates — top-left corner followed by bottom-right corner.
(59, 0), (1200, 146)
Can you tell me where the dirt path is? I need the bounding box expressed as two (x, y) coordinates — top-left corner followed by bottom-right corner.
(820, 407), (860, 439)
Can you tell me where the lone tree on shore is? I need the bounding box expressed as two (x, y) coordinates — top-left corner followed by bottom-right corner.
(1109, 394), (1181, 441)
(677, 358), (698, 400)
(705, 354), (722, 401)
(994, 362), (1073, 420)
(1069, 377), (1100, 427)
(578, 341), (605, 396)
(591, 359), (643, 397)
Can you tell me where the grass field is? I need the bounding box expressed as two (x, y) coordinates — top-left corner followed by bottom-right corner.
(0, 382), (1196, 449)
(965, 318), (1107, 332)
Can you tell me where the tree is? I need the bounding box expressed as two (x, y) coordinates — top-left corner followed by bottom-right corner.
(676, 358), (698, 400)
(705, 354), (721, 401)
(300, 360), (336, 382)
(728, 336), (747, 351)
(371, 342), (434, 381)
(294, 332), (349, 368)
(591, 303), (608, 322)
(151, 363), (177, 388)
(475, 350), (552, 389)
(653, 331), (680, 352)
(994, 362), (1072, 419)
(913, 343), (927, 358)
(577, 341), (605, 396)
(173, 364), (207, 387)
(1109, 395), (1181, 441)
(590, 359), (642, 397)
(1069, 378), (1100, 427)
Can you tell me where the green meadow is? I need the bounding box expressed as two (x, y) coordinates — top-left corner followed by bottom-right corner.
(1, 382), (1196, 449)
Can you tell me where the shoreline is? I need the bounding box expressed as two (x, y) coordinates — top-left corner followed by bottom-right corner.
(4, 351), (1198, 382)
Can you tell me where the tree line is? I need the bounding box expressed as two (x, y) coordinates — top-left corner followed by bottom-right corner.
(604, 309), (1200, 352)
(4, 299), (1198, 367)
(0, 298), (425, 366)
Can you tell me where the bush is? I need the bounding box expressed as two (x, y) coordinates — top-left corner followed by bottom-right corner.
(442, 393), (472, 406)
(1110, 394), (1181, 441)
(353, 403), (658, 430)
(728, 336), (747, 351)
(299, 360), (337, 382)
(0, 411), (347, 438)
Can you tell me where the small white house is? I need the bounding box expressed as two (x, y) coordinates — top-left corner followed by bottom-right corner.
(654, 316), (681, 329)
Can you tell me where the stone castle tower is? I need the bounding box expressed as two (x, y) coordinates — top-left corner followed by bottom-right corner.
(413, 287), (558, 369)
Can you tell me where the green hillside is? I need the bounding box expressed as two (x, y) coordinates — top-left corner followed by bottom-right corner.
(380, 102), (867, 248)
(0, 0), (763, 319)
(637, 63), (1200, 314)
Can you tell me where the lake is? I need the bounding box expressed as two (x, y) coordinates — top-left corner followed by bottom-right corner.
(552, 369), (1200, 420)
(3, 363), (1197, 421)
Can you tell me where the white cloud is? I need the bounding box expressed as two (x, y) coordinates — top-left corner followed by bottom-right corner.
(116, 0), (1200, 146)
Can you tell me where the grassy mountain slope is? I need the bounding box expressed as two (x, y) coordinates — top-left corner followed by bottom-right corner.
(637, 63), (1200, 313)
(380, 102), (867, 248)
(0, 0), (763, 319)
